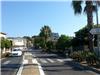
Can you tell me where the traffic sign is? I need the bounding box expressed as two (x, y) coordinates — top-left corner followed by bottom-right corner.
(90, 28), (100, 34)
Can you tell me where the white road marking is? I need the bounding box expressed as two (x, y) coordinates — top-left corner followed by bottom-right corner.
(47, 58), (55, 63)
(24, 52), (32, 55)
(32, 58), (45, 75)
(33, 55), (36, 57)
(63, 58), (73, 61)
(39, 59), (48, 63)
(32, 59), (38, 64)
(38, 62), (45, 75)
(32, 59), (45, 75)
(16, 64), (23, 75)
(23, 59), (28, 64)
(3, 60), (10, 65)
(16, 55), (24, 75)
(56, 59), (64, 62)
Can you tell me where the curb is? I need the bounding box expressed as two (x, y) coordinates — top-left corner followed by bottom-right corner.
(75, 61), (100, 74)
(81, 64), (100, 74)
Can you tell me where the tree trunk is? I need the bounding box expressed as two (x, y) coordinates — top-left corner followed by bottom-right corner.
(86, 1), (93, 52)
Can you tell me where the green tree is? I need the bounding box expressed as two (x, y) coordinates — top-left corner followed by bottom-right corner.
(71, 37), (84, 51)
(65, 36), (72, 49)
(46, 41), (54, 51)
(56, 35), (71, 53)
(5, 39), (12, 49)
(1, 38), (5, 49)
(34, 37), (45, 49)
(1, 38), (12, 53)
(72, 1), (100, 51)
(74, 24), (100, 48)
(75, 26), (89, 46)
(39, 25), (52, 50)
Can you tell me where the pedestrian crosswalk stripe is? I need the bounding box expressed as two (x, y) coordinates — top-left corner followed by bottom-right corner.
(39, 59), (48, 63)
(3, 60), (10, 65)
(38, 58), (73, 64)
(39, 58), (66, 63)
(47, 58), (55, 63)
(56, 59), (64, 62)
(63, 58), (73, 61)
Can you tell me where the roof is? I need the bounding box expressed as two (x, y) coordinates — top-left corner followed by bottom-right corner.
(8, 37), (26, 40)
(0, 32), (6, 35)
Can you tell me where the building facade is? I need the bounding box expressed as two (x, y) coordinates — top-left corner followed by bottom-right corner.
(8, 37), (27, 50)
(0, 32), (7, 39)
(50, 33), (59, 42)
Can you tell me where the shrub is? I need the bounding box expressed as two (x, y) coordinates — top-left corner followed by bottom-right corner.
(86, 52), (97, 65)
(1, 52), (10, 58)
(70, 51), (83, 62)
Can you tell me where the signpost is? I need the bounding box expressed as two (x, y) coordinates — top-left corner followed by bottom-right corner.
(90, 28), (100, 34)
(90, 28), (100, 57)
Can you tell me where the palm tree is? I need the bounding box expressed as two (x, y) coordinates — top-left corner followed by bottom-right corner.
(72, 0), (100, 51)
(39, 25), (52, 49)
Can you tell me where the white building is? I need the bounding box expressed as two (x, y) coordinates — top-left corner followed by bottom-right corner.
(8, 37), (27, 50)
(0, 32), (7, 38)
(50, 33), (59, 42)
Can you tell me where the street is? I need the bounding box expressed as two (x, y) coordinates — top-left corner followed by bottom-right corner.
(1, 48), (100, 75)
(31, 49), (98, 75)
(1, 56), (23, 75)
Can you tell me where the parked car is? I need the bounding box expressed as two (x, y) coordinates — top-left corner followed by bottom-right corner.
(10, 48), (22, 56)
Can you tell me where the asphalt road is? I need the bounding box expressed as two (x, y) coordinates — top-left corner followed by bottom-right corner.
(1, 49), (99, 75)
(1, 56), (22, 75)
(31, 49), (99, 75)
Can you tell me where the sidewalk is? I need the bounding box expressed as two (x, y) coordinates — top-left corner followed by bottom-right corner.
(17, 52), (40, 75)
(76, 61), (100, 74)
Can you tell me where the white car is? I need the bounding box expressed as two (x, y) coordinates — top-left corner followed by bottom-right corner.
(11, 49), (22, 56)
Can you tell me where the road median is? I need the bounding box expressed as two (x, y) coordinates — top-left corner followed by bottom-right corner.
(17, 52), (41, 75)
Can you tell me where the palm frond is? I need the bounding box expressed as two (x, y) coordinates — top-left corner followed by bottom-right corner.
(72, 1), (83, 14)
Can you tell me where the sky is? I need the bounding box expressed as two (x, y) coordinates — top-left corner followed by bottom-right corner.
(1, 1), (100, 37)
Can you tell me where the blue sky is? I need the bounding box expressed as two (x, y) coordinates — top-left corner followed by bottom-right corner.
(1, 1), (100, 37)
